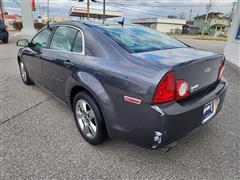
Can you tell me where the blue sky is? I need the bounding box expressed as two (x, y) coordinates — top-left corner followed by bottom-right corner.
(2, 0), (237, 20)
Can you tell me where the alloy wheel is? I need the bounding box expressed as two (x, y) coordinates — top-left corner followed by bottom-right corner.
(75, 99), (97, 139)
(20, 62), (27, 82)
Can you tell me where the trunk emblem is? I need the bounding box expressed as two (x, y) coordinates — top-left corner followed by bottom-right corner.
(191, 84), (199, 93)
(204, 67), (212, 73)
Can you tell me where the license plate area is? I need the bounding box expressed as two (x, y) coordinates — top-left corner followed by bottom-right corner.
(202, 98), (220, 124)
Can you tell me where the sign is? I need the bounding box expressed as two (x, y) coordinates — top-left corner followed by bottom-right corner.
(236, 25), (240, 40)
(32, 0), (36, 11)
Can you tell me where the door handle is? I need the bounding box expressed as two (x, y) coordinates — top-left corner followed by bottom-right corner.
(64, 60), (74, 67)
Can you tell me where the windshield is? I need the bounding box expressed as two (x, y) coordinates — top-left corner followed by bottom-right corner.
(99, 25), (187, 53)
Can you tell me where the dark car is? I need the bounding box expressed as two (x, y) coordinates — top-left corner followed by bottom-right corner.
(0, 20), (9, 43)
(16, 21), (227, 149)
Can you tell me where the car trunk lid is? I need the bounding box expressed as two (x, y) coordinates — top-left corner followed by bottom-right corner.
(133, 47), (224, 95)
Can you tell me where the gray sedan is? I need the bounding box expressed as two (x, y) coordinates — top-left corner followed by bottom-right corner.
(16, 21), (227, 149)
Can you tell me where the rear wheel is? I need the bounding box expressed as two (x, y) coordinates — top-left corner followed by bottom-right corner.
(19, 61), (33, 85)
(3, 38), (8, 43)
(73, 91), (107, 145)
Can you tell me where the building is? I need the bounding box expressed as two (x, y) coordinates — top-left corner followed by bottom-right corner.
(0, 12), (22, 23)
(69, 6), (122, 20)
(132, 18), (186, 34)
(194, 12), (230, 36)
(182, 24), (200, 35)
(0, 12), (22, 30)
(224, 1), (240, 67)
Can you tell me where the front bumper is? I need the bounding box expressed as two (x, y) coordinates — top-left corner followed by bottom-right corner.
(114, 78), (228, 149)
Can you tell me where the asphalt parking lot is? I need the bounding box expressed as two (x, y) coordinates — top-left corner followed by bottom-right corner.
(0, 34), (239, 179)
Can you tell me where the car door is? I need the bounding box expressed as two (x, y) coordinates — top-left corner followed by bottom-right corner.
(41, 26), (85, 102)
(22, 28), (52, 86)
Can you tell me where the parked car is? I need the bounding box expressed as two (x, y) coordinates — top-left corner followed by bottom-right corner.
(16, 21), (227, 149)
(0, 20), (9, 43)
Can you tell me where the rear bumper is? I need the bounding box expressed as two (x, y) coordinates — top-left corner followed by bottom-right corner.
(153, 78), (227, 149)
(0, 32), (9, 40)
(112, 78), (228, 149)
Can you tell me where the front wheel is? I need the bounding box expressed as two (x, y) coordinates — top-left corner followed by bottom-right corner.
(19, 61), (33, 85)
(73, 91), (108, 145)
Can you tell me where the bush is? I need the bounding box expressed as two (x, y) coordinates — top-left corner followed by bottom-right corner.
(12, 21), (46, 30)
(13, 21), (23, 30)
(34, 22), (46, 30)
(218, 33), (228, 38)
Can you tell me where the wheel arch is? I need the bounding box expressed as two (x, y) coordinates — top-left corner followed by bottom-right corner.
(70, 85), (87, 109)
(69, 84), (109, 137)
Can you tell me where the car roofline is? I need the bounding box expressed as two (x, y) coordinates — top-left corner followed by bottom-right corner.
(48, 20), (139, 29)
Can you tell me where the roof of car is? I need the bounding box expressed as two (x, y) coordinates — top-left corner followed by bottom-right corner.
(51, 20), (134, 29)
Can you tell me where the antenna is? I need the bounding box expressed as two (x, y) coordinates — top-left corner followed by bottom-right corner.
(118, 17), (125, 27)
(47, 0), (50, 29)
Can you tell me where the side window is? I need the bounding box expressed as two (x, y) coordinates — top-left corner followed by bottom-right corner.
(32, 29), (52, 48)
(72, 32), (83, 53)
(50, 26), (78, 52)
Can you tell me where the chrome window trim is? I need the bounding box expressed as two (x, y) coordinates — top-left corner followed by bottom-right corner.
(45, 24), (86, 56)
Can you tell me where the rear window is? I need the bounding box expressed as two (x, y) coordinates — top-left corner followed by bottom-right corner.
(98, 25), (187, 53)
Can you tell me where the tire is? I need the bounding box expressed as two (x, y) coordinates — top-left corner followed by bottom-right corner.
(73, 91), (108, 145)
(19, 61), (34, 85)
(3, 38), (8, 43)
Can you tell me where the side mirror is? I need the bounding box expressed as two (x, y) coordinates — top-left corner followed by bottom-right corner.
(16, 39), (29, 47)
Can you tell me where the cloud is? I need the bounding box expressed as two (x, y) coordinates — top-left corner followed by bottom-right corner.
(2, 0), (236, 19)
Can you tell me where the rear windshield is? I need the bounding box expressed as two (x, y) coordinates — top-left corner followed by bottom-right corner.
(98, 25), (187, 53)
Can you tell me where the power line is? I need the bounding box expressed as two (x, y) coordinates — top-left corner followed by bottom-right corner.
(95, 1), (177, 17)
(12, 0), (20, 7)
(100, 0), (235, 7)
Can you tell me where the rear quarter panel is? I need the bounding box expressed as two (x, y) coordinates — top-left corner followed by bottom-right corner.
(68, 52), (168, 138)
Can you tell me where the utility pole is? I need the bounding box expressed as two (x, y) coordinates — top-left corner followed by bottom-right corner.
(0, 0), (5, 22)
(103, 0), (106, 24)
(230, 1), (236, 22)
(47, 0), (50, 22)
(87, 0), (90, 20)
(189, 9), (192, 21)
(201, 0), (213, 36)
(38, 5), (42, 18)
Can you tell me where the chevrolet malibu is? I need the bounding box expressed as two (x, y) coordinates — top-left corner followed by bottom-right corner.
(17, 21), (227, 149)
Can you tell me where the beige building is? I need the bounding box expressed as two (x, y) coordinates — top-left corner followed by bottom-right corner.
(69, 6), (122, 20)
(132, 18), (186, 34)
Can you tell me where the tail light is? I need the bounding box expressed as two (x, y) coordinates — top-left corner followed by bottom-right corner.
(152, 71), (175, 104)
(176, 80), (190, 100)
(217, 58), (226, 80)
(3, 26), (8, 32)
(152, 71), (190, 105)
